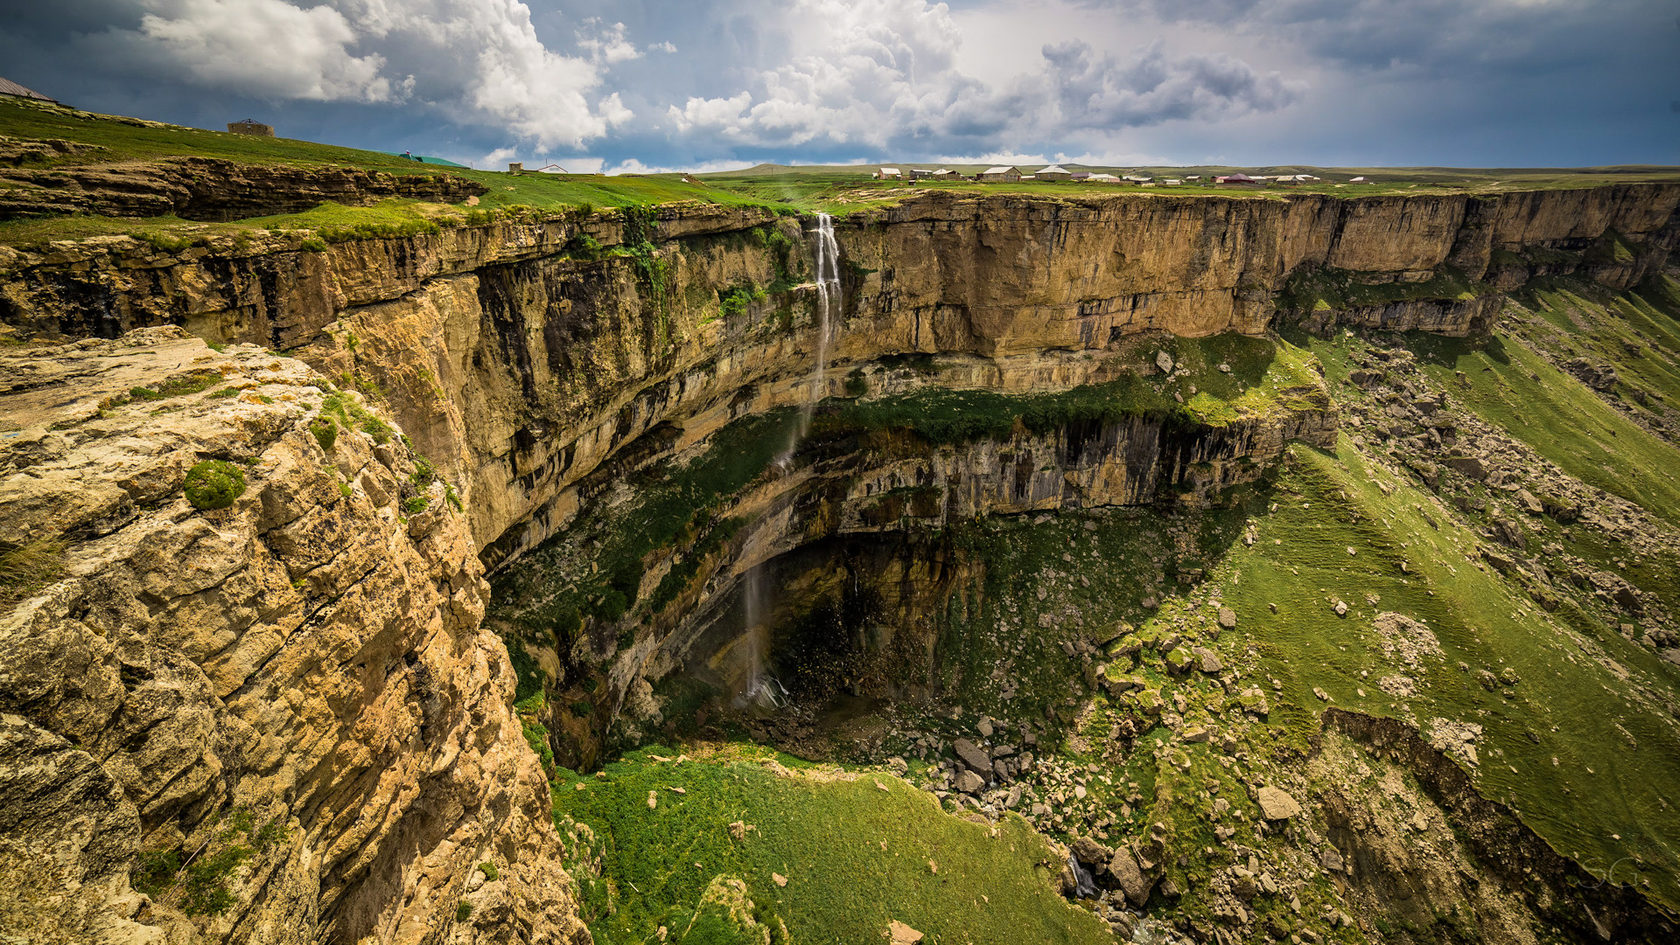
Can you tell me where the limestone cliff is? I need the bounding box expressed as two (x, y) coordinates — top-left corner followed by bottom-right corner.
(0, 330), (585, 945)
(1, 187), (1673, 573)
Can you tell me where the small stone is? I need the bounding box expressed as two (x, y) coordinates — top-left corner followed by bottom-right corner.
(1194, 646), (1223, 673)
(977, 717), (995, 738)
(1320, 847), (1344, 872)
(889, 920), (924, 945)
(1156, 350), (1175, 374)
(772, 872), (788, 887)
(1333, 600), (1349, 617)
(1217, 607), (1237, 630)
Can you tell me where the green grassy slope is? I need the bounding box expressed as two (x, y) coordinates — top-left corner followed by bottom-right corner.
(555, 745), (1111, 945)
(1220, 439), (1680, 906)
(1409, 332), (1680, 524)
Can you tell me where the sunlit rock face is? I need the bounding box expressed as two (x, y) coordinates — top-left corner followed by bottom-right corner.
(0, 330), (586, 945)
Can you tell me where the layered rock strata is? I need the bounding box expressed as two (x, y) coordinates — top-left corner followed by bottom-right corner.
(1, 187), (1673, 571)
(0, 329), (585, 945)
(0, 156), (486, 222)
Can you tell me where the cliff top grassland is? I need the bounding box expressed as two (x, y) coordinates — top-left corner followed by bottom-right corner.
(6, 94), (1680, 250)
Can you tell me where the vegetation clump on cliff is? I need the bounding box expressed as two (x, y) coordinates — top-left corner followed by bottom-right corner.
(183, 459), (247, 510)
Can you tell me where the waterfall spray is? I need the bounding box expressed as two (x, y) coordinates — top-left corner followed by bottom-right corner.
(740, 213), (845, 710)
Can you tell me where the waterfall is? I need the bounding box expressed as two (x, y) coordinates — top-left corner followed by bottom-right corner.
(739, 213), (845, 710)
(1067, 854), (1100, 899)
(775, 211), (841, 467)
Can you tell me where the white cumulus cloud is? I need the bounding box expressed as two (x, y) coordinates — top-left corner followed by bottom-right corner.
(94, 0), (391, 102)
(658, 0), (1299, 155)
(88, 0), (638, 149)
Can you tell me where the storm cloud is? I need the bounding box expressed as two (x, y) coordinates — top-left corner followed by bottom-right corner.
(1, 0), (1673, 170)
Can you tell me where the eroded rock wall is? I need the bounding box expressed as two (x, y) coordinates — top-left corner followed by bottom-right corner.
(0, 329), (586, 945)
(3, 187), (1672, 571)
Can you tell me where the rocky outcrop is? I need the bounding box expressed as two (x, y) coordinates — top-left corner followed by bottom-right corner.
(1322, 710), (1676, 942)
(0, 157), (486, 222)
(0, 329), (586, 945)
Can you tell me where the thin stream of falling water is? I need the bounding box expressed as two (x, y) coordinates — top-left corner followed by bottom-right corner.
(740, 213), (843, 710)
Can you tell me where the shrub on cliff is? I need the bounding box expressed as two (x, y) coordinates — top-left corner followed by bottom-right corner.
(184, 460), (247, 510)
(309, 415), (338, 452)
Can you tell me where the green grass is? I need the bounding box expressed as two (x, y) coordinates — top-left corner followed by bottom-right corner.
(1214, 439), (1680, 910)
(555, 745), (1110, 945)
(1277, 265), (1490, 316)
(1510, 275), (1680, 435)
(0, 537), (66, 605)
(1408, 332), (1680, 523)
(183, 460), (247, 511)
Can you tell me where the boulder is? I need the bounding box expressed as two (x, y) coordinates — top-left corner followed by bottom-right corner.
(1193, 647), (1223, 673)
(1256, 786), (1302, 820)
(1445, 455), (1488, 480)
(1107, 846), (1156, 906)
(952, 738), (992, 774)
(1071, 836), (1113, 867)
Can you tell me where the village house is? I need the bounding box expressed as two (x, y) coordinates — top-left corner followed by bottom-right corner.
(1034, 164), (1073, 182)
(1083, 173), (1120, 183)
(932, 168), (960, 179)
(1122, 174), (1153, 184)
(1215, 173), (1261, 186)
(909, 168), (936, 181)
(0, 77), (57, 104)
(227, 118), (275, 137)
(977, 165), (1023, 182)
(873, 167), (903, 180)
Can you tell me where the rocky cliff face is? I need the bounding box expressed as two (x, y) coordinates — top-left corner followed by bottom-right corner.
(3, 186), (1673, 572)
(4, 185), (1676, 767)
(0, 156), (486, 222)
(0, 330), (585, 945)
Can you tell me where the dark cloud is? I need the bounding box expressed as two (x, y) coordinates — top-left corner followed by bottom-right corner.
(1042, 39), (1300, 127)
(0, 0), (1671, 170)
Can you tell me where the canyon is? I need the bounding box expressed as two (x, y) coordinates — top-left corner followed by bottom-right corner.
(4, 177), (1680, 945)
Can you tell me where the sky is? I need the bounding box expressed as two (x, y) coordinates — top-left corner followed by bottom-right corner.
(3, 0), (1677, 173)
